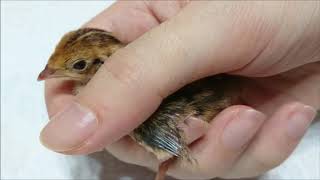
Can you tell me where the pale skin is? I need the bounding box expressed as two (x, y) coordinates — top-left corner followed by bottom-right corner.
(41, 1), (320, 179)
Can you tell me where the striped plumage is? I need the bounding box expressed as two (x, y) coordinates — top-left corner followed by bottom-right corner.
(132, 75), (239, 161)
(38, 28), (241, 178)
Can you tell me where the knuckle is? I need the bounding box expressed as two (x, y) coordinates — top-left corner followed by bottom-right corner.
(103, 47), (167, 101)
(102, 52), (141, 89)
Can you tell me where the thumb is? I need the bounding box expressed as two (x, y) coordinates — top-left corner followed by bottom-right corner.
(40, 1), (274, 154)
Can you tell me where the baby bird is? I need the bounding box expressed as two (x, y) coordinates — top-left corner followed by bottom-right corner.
(38, 28), (241, 179)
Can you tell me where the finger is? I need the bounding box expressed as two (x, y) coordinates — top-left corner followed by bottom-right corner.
(241, 62), (320, 114)
(179, 117), (210, 144)
(44, 1), (163, 117)
(84, 1), (189, 43)
(106, 117), (209, 169)
(84, 1), (160, 43)
(167, 105), (266, 179)
(41, 1), (178, 152)
(41, 2), (275, 154)
(223, 102), (316, 178)
(44, 79), (75, 117)
(106, 136), (159, 169)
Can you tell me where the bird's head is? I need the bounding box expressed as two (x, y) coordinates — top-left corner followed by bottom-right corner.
(38, 28), (123, 83)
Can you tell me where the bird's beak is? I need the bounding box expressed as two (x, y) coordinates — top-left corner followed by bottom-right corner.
(37, 65), (56, 81)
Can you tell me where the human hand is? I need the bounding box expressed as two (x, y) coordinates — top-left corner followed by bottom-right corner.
(40, 1), (319, 179)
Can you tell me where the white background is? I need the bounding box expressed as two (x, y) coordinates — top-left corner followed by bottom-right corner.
(1, 1), (319, 180)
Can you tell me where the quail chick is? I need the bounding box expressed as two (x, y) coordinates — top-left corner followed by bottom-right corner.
(38, 28), (241, 180)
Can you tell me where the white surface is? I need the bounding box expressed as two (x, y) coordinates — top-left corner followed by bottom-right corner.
(1, 1), (319, 179)
(1, 1), (112, 179)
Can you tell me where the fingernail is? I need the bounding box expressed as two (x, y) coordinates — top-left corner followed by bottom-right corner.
(286, 105), (316, 140)
(222, 109), (265, 150)
(40, 102), (98, 152)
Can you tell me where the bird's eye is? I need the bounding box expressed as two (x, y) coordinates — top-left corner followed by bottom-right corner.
(72, 60), (87, 71)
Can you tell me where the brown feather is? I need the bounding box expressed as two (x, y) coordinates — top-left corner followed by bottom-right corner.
(39, 28), (242, 179)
